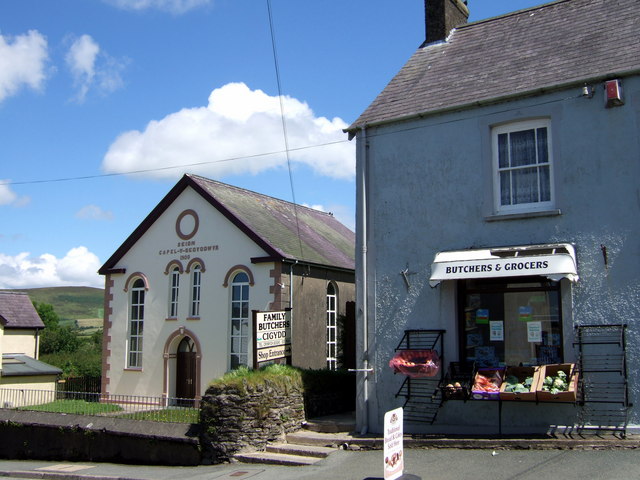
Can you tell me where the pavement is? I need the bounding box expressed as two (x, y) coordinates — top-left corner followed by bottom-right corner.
(1, 446), (640, 480)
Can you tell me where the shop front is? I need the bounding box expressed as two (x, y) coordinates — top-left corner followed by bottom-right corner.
(430, 244), (577, 369)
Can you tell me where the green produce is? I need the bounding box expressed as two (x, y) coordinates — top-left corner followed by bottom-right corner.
(542, 370), (569, 395)
(503, 374), (534, 393)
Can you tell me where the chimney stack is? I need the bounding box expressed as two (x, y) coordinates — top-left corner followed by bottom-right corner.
(424, 0), (469, 45)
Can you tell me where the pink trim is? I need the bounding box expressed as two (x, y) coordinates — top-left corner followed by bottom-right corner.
(186, 258), (205, 273)
(222, 264), (255, 287)
(123, 272), (149, 292)
(164, 260), (184, 275)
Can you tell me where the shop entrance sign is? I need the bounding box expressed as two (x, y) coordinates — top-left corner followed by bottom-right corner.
(253, 309), (292, 368)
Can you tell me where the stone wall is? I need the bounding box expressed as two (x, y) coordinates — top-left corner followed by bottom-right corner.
(199, 378), (305, 464)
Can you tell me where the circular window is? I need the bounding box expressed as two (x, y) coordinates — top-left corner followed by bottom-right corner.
(176, 209), (199, 240)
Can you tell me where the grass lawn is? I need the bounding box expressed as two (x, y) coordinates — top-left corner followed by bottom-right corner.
(118, 408), (200, 423)
(20, 399), (123, 415)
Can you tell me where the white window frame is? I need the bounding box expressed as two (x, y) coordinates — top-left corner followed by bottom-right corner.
(127, 278), (145, 369)
(190, 264), (201, 318)
(168, 266), (180, 318)
(230, 272), (250, 369)
(492, 119), (554, 214)
(326, 283), (338, 370)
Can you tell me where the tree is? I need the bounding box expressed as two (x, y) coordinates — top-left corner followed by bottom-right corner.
(34, 302), (60, 329)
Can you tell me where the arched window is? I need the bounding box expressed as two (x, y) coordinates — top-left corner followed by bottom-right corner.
(128, 278), (145, 368)
(230, 271), (250, 369)
(190, 264), (202, 317)
(326, 282), (338, 370)
(168, 266), (180, 318)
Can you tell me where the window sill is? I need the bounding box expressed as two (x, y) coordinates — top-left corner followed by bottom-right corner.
(124, 367), (143, 372)
(165, 317), (178, 321)
(485, 209), (561, 222)
(186, 316), (200, 321)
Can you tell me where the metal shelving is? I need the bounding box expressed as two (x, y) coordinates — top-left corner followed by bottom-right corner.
(392, 330), (445, 424)
(575, 324), (630, 436)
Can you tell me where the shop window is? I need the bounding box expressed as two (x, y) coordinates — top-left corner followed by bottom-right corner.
(492, 119), (553, 214)
(326, 282), (338, 370)
(230, 271), (250, 369)
(190, 264), (201, 317)
(168, 266), (180, 318)
(459, 277), (562, 367)
(127, 278), (145, 368)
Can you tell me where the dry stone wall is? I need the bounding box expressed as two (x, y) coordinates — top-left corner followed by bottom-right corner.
(199, 379), (305, 464)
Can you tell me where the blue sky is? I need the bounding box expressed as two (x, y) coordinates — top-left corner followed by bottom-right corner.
(0, 0), (548, 289)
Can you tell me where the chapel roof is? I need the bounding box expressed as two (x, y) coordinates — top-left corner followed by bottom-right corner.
(99, 174), (355, 273)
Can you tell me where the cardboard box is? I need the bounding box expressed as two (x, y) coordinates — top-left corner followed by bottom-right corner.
(471, 367), (504, 400)
(536, 363), (578, 403)
(499, 366), (539, 401)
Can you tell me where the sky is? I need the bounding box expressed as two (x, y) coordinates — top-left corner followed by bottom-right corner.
(0, 0), (549, 290)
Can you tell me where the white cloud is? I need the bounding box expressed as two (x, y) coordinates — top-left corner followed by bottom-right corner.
(0, 247), (103, 289)
(0, 182), (30, 207)
(66, 34), (127, 102)
(102, 82), (355, 180)
(103, 0), (212, 14)
(0, 30), (48, 102)
(76, 204), (114, 221)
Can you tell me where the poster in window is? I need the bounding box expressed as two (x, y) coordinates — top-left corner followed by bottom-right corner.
(490, 321), (504, 341)
(519, 306), (533, 322)
(476, 309), (489, 325)
(527, 321), (542, 343)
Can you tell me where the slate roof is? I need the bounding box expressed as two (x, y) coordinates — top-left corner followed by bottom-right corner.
(2, 354), (62, 377)
(99, 174), (355, 274)
(348, 0), (640, 131)
(0, 292), (45, 329)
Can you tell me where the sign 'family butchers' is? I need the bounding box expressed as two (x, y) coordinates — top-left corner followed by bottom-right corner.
(253, 309), (292, 368)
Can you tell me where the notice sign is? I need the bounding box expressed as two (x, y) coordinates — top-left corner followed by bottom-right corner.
(253, 310), (292, 368)
(490, 321), (504, 341)
(384, 407), (404, 480)
(527, 321), (542, 343)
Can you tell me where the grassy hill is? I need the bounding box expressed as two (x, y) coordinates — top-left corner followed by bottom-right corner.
(3, 286), (104, 333)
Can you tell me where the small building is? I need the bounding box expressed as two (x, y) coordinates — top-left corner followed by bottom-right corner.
(347, 0), (640, 434)
(0, 291), (61, 400)
(98, 174), (355, 402)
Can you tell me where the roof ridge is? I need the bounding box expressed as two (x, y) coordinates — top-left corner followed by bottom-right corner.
(187, 173), (336, 218)
(457, 0), (572, 32)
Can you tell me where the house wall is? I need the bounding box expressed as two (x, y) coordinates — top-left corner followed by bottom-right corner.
(357, 77), (640, 433)
(103, 187), (275, 399)
(3, 330), (38, 358)
(0, 376), (58, 407)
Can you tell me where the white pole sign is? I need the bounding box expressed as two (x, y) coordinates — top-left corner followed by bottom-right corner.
(384, 407), (404, 480)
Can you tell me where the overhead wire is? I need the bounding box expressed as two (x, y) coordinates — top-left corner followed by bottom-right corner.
(266, 0), (305, 260)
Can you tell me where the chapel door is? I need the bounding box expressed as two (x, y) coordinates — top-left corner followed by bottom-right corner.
(176, 337), (196, 406)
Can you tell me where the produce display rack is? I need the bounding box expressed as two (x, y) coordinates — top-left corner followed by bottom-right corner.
(574, 324), (630, 437)
(392, 329), (445, 424)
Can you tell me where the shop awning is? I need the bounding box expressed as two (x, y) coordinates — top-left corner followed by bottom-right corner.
(429, 243), (579, 287)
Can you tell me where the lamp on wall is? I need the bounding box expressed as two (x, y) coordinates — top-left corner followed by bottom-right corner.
(582, 83), (594, 98)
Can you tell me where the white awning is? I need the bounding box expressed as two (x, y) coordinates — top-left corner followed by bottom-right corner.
(429, 243), (579, 287)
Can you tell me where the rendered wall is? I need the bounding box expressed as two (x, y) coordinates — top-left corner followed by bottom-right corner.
(104, 187), (275, 399)
(356, 77), (640, 433)
(2, 330), (38, 358)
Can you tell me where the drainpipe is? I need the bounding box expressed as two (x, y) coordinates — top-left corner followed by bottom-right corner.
(289, 260), (297, 355)
(351, 124), (372, 435)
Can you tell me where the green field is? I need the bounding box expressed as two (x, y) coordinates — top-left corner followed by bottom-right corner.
(2, 286), (104, 334)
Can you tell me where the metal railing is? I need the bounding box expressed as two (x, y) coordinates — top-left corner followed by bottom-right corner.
(0, 388), (199, 423)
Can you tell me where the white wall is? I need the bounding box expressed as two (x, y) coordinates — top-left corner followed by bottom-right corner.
(104, 187), (275, 398)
